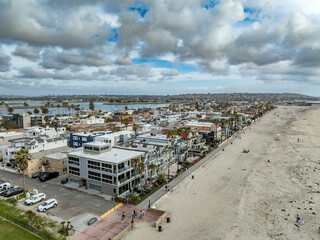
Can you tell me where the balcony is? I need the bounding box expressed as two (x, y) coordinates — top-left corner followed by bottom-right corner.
(118, 165), (131, 173)
(118, 177), (130, 184)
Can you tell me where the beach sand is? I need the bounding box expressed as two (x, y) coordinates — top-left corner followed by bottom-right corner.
(122, 106), (320, 240)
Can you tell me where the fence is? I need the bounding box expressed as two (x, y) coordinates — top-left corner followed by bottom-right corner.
(0, 211), (56, 240)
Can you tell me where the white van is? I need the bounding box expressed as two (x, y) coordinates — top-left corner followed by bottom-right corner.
(24, 193), (46, 205)
(0, 182), (11, 191)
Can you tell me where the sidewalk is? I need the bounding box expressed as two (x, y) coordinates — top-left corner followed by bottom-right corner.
(74, 205), (161, 240)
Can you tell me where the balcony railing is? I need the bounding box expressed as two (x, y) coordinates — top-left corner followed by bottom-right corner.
(118, 165), (131, 173)
(119, 177), (130, 184)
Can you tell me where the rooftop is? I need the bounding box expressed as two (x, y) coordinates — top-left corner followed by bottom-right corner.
(68, 148), (143, 164)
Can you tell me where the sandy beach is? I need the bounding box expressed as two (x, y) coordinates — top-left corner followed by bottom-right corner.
(123, 106), (320, 240)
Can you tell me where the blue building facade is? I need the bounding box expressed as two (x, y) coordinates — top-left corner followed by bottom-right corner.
(68, 132), (107, 148)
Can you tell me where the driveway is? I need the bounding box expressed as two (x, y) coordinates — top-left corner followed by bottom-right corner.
(0, 170), (113, 221)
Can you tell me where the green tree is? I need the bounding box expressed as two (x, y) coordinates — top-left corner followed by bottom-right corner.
(148, 163), (157, 182)
(15, 149), (32, 191)
(34, 108), (39, 114)
(133, 123), (139, 136)
(7, 106), (14, 115)
(123, 118), (130, 130)
(3, 121), (18, 130)
(131, 158), (140, 189)
(23, 102), (29, 113)
(89, 100), (95, 111)
(41, 107), (49, 114)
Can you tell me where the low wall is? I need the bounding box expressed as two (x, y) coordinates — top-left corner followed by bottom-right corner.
(148, 207), (168, 227)
(113, 222), (135, 240)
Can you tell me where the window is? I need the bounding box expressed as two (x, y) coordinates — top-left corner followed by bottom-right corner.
(93, 147), (99, 151)
(84, 146), (93, 150)
(62, 160), (67, 165)
(73, 136), (78, 140)
(88, 171), (101, 181)
(63, 168), (67, 172)
(89, 183), (101, 191)
(102, 174), (113, 184)
(82, 137), (87, 141)
(68, 157), (80, 166)
(69, 166), (80, 176)
(88, 160), (100, 170)
(101, 163), (112, 173)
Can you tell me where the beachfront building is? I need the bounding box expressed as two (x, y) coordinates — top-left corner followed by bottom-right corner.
(67, 142), (144, 196)
(186, 121), (221, 141)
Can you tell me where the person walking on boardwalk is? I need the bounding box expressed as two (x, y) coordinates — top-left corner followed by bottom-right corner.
(122, 212), (125, 221)
(140, 210), (144, 218)
(296, 214), (300, 223)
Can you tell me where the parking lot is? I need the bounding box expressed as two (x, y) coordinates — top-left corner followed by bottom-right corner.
(0, 170), (113, 221)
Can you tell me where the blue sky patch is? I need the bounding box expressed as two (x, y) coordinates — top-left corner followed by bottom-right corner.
(129, 6), (149, 18)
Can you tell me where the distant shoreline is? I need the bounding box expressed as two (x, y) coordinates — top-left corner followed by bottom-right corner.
(102, 102), (167, 105)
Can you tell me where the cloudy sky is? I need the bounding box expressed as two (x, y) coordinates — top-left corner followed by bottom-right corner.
(0, 0), (320, 96)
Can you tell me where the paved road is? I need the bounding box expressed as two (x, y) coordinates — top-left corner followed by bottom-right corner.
(0, 170), (113, 220)
(137, 129), (244, 209)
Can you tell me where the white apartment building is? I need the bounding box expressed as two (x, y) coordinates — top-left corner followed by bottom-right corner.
(23, 126), (66, 138)
(94, 131), (135, 147)
(67, 142), (144, 196)
(1, 136), (67, 163)
(80, 116), (104, 125)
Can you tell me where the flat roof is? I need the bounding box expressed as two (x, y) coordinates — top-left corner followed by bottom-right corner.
(68, 148), (143, 164)
(45, 152), (67, 160)
(0, 132), (26, 138)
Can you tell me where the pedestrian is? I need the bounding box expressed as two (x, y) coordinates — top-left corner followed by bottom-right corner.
(301, 219), (304, 225)
(133, 210), (137, 218)
(296, 214), (300, 223)
(122, 212), (125, 221)
(140, 210), (144, 218)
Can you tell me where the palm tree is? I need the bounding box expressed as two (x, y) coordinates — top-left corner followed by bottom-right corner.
(166, 130), (176, 179)
(56, 104), (61, 115)
(148, 163), (156, 182)
(131, 158), (140, 190)
(15, 149), (31, 191)
(23, 102), (29, 113)
(133, 123), (139, 136)
(212, 119), (219, 141)
(34, 108), (39, 114)
(123, 118), (130, 130)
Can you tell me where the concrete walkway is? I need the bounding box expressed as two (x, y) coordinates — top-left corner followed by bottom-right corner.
(74, 205), (161, 240)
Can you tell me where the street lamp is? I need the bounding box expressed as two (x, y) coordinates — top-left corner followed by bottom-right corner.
(148, 197), (151, 208)
(113, 201), (115, 212)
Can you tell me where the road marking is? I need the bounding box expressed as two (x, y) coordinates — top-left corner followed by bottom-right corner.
(100, 203), (123, 218)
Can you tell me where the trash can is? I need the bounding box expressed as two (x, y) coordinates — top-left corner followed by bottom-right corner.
(158, 226), (162, 232)
(192, 175), (194, 179)
(167, 217), (170, 223)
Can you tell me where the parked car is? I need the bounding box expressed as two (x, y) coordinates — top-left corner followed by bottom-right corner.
(37, 199), (58, 212)
(2, 187), (24, 197)
(39, 172), (60, 182)
(24, 193), (46, 205)
(32, 172), (45, 179)
(0, 182), (11, 191)
(0, 185), (19, 196)
(87, 217), (98, 226)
